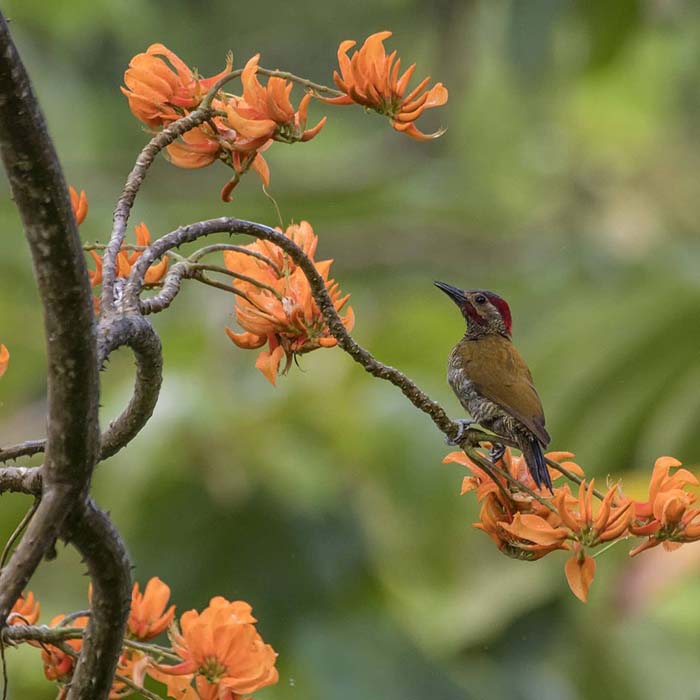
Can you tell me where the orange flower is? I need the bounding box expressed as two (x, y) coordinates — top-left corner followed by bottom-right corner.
(166, 125), (222, 169)
(565, 544), (596, 603)
(109, 651), (146, 699)
(41, 614), (88, 683)
(88, 222), (169, 289)
(224, 221), (354, 385)
(159, 596), (277, 700)
(0, 344), (8, 378)
(628, 456), (700, 556)
(69, 186), (88, 225)
(225, 54), (326, 151)
(128, 577), (176, 641)
(323, 31), (448, 140)
(122, 44), (231, 128)
(554, 480), (632, 546)
(7, 591), (40, 625)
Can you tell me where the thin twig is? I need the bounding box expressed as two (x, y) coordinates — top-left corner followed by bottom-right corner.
(58, 611), (91, 627)
(0, 500), (38, 569)
(191, 272), (267, 307)
(0, 440), (46, 463)
(1, 636), (7, 700)
(203, 66), (342, 106)
(545, 457), (606, 500)
(465, 447), (558, 515)
(83, 243), (186, 263)
(121, 638), (181, 663)
(257, 67), (342, 97)
(113, 672), (164, 700)
(461, 448), (513, 505)
(84, 243), (147, 252)
(189, 263), (284, 299)
(189, 243), (282, 276)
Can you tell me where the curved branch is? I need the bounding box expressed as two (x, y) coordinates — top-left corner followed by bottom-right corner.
(124, 218), (463, 440)
(139, 261), (192, 315)
(62, 501), (131, 700)
(96, 315), (163, 460)
(101, 109), (214, 314)
(0, 12), (100, 618)
(0, 315), (165, 469)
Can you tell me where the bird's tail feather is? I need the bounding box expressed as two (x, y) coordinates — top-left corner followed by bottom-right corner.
(520, 436), (553, 493)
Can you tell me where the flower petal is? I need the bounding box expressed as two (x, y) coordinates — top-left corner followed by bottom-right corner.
(0, 344), (9, 379)
(255, 345), (286, 385)
(565, 553), (596, 603)
(500, 513), (568, 546)
(225, 329), (267, 349)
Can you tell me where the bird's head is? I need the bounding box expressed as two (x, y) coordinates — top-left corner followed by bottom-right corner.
(434, 281), (512, 338)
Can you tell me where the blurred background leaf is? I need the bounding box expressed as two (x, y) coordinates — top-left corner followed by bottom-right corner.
(2, 0), (700, 698)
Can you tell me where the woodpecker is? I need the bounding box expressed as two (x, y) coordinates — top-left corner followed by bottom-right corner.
(435, 282), (552, 492)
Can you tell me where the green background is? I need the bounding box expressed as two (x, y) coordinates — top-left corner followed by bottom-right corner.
(2, 0), (700, 698)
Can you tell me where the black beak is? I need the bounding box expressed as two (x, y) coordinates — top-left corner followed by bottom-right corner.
(434, 280), (467, 306)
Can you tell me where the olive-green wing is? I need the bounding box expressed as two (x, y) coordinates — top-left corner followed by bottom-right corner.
(457, 336), (550, 446)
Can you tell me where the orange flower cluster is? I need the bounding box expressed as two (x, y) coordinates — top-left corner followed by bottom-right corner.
(0, 343), (8, 379)
(224, 221), (354, 385)
(628, 456), (700, 556)
(322, 31), (448, 140)
(9, 578), (278, 700)
(87, 221), (169, 292)
(444, 449), (700, 602)
(70, 188), (168, 313)
(122, 35), (447, 199)
(122, 44), (325, 200)
(122, 43), (231, 128)
(69, 186), (168, 312)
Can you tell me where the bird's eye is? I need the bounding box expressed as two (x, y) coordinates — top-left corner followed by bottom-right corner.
(474, 294), (487, 305)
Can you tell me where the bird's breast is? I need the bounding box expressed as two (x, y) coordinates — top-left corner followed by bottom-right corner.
(447, 355), (500, 422)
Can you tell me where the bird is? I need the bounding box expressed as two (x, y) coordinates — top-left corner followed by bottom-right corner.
(434, 281), (552, 492)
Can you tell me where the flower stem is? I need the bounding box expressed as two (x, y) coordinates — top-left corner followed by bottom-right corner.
(188, 243), (282, 276)
(189, 263), (284, 300)
(545, 457), (606, 501)
(466, 447), (558, 515)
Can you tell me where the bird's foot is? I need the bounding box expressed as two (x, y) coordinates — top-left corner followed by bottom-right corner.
(489, 443), (506, 464)
(446, 419), (475, 446)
